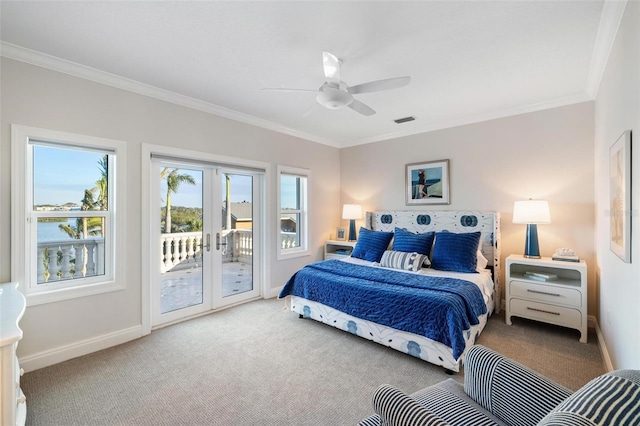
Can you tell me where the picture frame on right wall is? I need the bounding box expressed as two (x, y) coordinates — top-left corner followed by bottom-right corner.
(609, 130), (632, 263)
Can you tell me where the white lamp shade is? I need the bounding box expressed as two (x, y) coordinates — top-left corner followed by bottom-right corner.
(342, 204), (362, 220)
(513, 200), (551, 224)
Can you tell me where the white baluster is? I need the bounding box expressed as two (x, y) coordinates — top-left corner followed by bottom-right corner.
(37, 246), (46, 283)
(73, 242), (85, 277)
(86, 241), (96, 276)
(60, 245), (72, 279)
(160, 236), (167, 273)
(179, 235), (188, 264)
(96, 239), (105, 276)
(48, 245), (60, 280)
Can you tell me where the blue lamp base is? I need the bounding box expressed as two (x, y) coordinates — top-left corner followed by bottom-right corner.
(348, 219), (357, 241)
(523, 224), (541, 258)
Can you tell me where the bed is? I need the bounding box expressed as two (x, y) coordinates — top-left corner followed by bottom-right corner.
(279, 210), (501, 372)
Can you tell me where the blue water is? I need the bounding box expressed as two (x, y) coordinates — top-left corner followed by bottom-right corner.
(38, 220), (76, 242)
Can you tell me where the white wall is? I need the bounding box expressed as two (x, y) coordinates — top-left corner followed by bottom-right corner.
(594, 1), (640, 369)
(0, 58), (341, 369)
(340, 102), (596, 316)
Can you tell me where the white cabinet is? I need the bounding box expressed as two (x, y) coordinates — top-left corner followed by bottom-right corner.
(324, 240), (357, 260)
(1, 282), (27, 426)
(505, 255), (587, 343)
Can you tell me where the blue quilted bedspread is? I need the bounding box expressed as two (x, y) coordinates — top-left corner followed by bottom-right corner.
(278, 260), (487, 359)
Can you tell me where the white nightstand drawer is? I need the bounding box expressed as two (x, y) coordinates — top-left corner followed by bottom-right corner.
(509, 280), (582, 308)
(510, 298), (582, 329)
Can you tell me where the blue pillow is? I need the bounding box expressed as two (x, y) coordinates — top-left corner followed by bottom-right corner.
(430, 231), (481, 273)
(351, 227), (394, 262)
(392, 228), (435, 256)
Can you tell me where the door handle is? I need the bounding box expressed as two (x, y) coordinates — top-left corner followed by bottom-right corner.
(199, 233), (211, 252)
(216, 232), (227, 250)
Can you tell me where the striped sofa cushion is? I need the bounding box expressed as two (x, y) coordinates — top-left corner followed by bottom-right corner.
(464, 345), (573, 426)
(371, 384), (450, 426)
(537, 370), (640, 426)
(380, 250), (429, 271)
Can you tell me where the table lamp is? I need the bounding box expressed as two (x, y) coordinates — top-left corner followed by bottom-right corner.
(342, 204), (362, 241)
(512, 199), (550, 259)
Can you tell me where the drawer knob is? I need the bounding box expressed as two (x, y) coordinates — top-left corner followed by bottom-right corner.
(527, 306), (560, 316)
(17, 395), (26, 404)
(20, 368), (24, 376)
(527, 289), (561, 297)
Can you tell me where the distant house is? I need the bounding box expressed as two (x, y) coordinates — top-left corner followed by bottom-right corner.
(222, 202), (296, 233)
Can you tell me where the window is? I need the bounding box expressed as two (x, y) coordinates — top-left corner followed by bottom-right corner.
(277, 165), (309, 259)
(11, 125), (127, 304)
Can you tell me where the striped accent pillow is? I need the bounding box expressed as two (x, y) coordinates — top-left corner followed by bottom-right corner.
(538, 370), (640, 426)
(352, 228), (394, 263)
(392, 228), (435, 256)
(431, 231), (481, 273)
(380, 250), (429, 272)
(464, 345), (572, 426)
(372, 384), (450, 426)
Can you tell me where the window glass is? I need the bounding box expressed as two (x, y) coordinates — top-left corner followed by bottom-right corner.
(278, 166), (308, 258)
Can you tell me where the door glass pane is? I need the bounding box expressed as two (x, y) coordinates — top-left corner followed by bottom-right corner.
(221, 173), (253, 297)
(159, 167), (204, 314)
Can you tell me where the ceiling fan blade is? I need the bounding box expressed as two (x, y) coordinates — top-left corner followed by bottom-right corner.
(260, 87), (317, 93)
(323, 51), (341, 83)
(348, 76), (411, 94)
(348, 99), (376, 116)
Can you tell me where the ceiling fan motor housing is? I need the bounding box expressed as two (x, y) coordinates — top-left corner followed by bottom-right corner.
(316, 86), (353, 109)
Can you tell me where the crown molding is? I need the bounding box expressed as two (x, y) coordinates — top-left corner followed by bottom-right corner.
(0, 42), (339, 148)
(585, 0), (628, 98)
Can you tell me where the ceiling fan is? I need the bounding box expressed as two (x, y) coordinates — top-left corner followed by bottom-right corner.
(262, 51), (411, 116)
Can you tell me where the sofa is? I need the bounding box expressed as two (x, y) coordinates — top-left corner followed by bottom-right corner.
(359, 345), (640, 426)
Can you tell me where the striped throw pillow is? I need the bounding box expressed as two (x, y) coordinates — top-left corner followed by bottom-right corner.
(380, 250), (429, 272)
(372, 384), (450, 426)
(538, 370), (640, 426)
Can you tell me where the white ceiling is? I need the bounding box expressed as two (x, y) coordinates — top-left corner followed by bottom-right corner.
(0, 1), (625, 148)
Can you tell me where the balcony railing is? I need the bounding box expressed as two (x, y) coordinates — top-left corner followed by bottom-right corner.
(36, 238), (105, 283)
(37, 230), (300, 279)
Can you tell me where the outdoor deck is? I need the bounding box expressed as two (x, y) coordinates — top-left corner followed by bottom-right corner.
(160, 261), (252, 314)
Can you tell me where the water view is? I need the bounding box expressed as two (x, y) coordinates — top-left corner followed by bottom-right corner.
(38, 219), (77, 242)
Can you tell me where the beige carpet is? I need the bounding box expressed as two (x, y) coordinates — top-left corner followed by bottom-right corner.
(21, 298), (605, 426)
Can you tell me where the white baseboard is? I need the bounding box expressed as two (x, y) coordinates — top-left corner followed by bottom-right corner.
(267, 286), (283, 299)
(590, 315), (615, 372)
(19, 325), (144, 373)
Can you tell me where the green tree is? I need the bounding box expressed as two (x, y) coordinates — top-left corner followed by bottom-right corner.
(160, 168), (196, 233)
(95, 155), (108, 237)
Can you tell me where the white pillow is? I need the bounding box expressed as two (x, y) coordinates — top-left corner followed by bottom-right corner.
(477, 249), (488, 271)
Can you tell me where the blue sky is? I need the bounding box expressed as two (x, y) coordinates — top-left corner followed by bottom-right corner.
(34, 145), (297, 208)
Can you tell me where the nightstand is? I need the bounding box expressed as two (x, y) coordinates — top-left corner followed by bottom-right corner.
(505, 254), (587, 343)
(324, 240), (357, 260)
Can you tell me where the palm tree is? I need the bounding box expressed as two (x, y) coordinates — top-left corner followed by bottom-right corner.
(95, 155), (108, 237)
(160, 168), (196, 233)
(58, 216), (102, 239)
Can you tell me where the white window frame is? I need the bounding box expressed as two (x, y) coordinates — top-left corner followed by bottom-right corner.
(11, 125), (127, 305)
(277, 165), (310, 260)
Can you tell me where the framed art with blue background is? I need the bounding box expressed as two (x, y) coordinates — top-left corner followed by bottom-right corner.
(405, 159), (450, 205)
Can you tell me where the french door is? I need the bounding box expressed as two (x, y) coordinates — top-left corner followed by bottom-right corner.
(150, 157), (261, 327)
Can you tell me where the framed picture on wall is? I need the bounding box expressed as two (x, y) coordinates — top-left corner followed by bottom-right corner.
(405, 159), (450, 205)
(609, 130), (632, 263)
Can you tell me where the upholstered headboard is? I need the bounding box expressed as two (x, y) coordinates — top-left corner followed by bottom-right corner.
(366, 210), (501, 310)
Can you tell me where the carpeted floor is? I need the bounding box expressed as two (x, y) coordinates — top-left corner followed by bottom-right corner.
(21, 298), (605, 426)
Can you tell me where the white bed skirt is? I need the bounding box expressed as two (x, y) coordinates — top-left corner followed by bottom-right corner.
(286, 295), (490, 372)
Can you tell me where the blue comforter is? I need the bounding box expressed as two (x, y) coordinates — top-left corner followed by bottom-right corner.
(279, 260), (487, 359)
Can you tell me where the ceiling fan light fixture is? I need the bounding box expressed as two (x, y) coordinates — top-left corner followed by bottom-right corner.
(316, 87), (353, 109)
